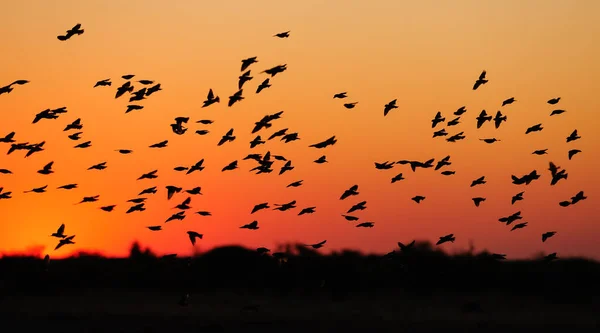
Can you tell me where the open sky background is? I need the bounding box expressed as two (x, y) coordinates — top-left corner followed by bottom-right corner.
(0, 0), (599, 259)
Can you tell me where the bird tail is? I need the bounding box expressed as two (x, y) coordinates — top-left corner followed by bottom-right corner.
(77, 30), (84, 35)
(214, 96), (220, 103)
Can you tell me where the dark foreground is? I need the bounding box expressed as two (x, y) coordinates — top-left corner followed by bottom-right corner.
(1, 242), (599, 332)
(1, 289), (598, 333)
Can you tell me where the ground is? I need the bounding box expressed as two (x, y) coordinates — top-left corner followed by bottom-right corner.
(1, 289), (597, 332)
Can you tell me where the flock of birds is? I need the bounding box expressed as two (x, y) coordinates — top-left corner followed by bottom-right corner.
(0, 23), (589, 264)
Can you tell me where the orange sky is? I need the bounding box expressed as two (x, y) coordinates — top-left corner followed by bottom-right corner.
(0, 0), (599, 260)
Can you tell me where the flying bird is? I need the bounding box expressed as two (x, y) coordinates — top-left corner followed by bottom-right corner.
(274, 31), (290, 38)
(241, 57), (258, 71)
(187, 231), (203, 245)
(472, 70), (488, 90)
(57, 23), (84, 41)
(0, 80), (29, 95)
(383, 99), (398, 116)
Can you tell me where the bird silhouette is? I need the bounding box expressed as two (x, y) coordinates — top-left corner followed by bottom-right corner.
(432, 112), (445, 128)
(274, 31), (290, 38)
(203, 89), (220, 107)
(501, 97), (516, 106)
(547, 97), (561, 105)
(566, 129), (580, 143)
(568, 149), (581, 160)
(218, 129), (236, 146)
(383, 99), (398, 116)
(525, 124), (543, 134)
(472, 197), (486, 207)
(50, 224), (66, 238)
(340, 185), (359, 200)
(187, 231), (203, 245)
(511, 192), (524, 205)
(493, 111), (507, 128)
(298, 207), (316, 215)
(55, 235), (75, 250)
(542, 231), (556, 242)
(476, 110), (492, 129)
(472, 70), (488, 90)
(305, 240), (326, 249)
(0, 80), (29, 95)
(436, 234), (455, 245)
(240, 221), (259, 230)
(256, 78), (271, 94)
(333, 92), (347, 99)
(309, 136), (337, 149)
(57, 23), (84, 41)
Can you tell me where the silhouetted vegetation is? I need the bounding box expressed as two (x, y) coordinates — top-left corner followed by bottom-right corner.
(1, 241), (598, 332)
(1, 241), (598, 303)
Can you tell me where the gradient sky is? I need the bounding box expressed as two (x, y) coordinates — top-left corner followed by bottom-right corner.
(0, 0), (599, 259)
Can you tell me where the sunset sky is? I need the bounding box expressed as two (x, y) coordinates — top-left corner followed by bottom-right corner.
(0, 0), (599, 260)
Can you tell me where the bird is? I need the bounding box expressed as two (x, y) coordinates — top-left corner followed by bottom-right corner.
(287, 180), (303, 188)
(412, 196), (426, 203)
(493, 111), (507, 128)
(333, 92), (347, 99)
(50, 224), (66, 238)
(542, 231), (556, 242)
(476, 110), (492, 129)
(480, 138), (500, 144)
(309, 136), (337, 149)
(568, 149), (581, 160)
(57, 23), (84, 41)
(343, 102), (358, 109)
(472, 197), (486, 207)
(532, 149), (548, 155)
(547, 97), (561, 105)
(240, 221), (259, 230)
(383, 99), (398, 116)
(64, 119), (83, 131)
(241, 57), (258, 71)
(550, 109), (566, 116)
(256, 78), (271, 94)
(262, 64), (287, 77)
(470, 176), (486, 187)
(228, 90), (244, 107)
(55, 235), (76, 250)
(202, 89), (220, 107)
(511, 192), (524, 205)
(222, 160), (238, 172)
(94, 79), (111, 88)
(501, 97), (515, 106)
(472, 70), (488, 90)
(218, 129), (236, 146)
(525, 124), (543, 134)
(149, 140), (168, 148)
(314, 155), (327, 164)
(391, 173), (405, 183)
(356, 222), (374, 228)
(298, 207), (316, 215)
(274, 31), (290, 38)
(566, 130), (580, 143)
(187, 231), (203, 245)
(0, 80), (29, 95)
(238, 70), (253, 90)
(432, 112), (445, 128)
(37, 162), (54, 175)
(340, 185), (359, 200)
(306, 240), (327, 249)
(436, 234), (455, 245)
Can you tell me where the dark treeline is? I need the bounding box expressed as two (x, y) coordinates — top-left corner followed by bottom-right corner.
(1, 241), (598, 304)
